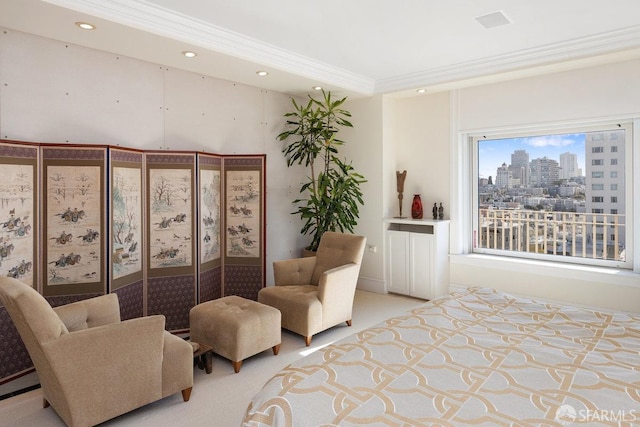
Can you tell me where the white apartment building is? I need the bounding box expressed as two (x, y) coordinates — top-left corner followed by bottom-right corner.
(584, 130), (625, 247)
(559, 152), (581, 179)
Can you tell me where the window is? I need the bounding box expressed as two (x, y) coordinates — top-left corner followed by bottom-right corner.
(473, 122), (631, 269)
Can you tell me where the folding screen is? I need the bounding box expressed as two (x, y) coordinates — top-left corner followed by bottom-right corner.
(197, 153), (222, 302)
(0, 141), (267, 383)
(109, 148), (144, 320)
(223, 155), (266, 299)
(145, 152), (197, 331)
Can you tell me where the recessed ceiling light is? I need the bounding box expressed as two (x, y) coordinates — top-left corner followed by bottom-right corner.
(312, 86), (322, 91)
(75, 22), (95, 30)
(182, 51), (197, 58)
(416, 88), (427, 94)
(256, 71), (269, 77)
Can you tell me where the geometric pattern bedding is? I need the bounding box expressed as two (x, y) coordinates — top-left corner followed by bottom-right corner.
(243, 288), (640, 427)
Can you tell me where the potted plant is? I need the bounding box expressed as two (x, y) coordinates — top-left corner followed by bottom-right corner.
(278, 90), (366, 252)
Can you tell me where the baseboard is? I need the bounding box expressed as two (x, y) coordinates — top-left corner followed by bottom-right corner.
(356, 276), (386, 294)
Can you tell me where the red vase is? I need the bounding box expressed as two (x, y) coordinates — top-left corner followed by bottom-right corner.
(411, 194), (423, 219)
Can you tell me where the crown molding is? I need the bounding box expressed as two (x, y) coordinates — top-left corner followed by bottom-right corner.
(41, 0), (376, 95)
(376, 24), (640, 94)
(41, 1), (640, 96)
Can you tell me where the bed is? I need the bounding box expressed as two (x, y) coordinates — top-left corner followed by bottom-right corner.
(243, 287), (640, 426)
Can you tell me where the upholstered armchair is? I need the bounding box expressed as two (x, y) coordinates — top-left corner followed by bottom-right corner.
(0, 277), (193, 427)
(258, 231), (366, 346)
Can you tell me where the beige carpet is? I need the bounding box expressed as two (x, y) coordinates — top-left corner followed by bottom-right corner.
(0, 290), (425, 427)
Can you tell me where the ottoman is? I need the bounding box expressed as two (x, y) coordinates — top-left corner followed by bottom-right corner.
(189, 295), (281, 373)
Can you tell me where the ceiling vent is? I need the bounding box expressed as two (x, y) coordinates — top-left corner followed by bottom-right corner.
(475, 11), (511, 29)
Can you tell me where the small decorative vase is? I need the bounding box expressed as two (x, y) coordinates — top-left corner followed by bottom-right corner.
(411, 195), (423, 219)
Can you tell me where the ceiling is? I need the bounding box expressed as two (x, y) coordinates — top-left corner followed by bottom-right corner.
(2, 0), (640, 98)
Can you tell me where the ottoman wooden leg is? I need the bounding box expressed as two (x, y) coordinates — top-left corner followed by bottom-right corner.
(272, 344), (281, 355)
(203, 350), (213, 374)
(233, 360), (243, 373)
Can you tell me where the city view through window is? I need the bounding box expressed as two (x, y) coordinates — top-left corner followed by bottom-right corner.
(476, 128), (626, 264)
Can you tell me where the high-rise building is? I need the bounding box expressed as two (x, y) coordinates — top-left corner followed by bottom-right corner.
(559, 152), (581, 179)
(530, 157), (560, 186)
(510, 150), (530, 186)
(495, 163), (512, 188)
(585, 130), (625, 247)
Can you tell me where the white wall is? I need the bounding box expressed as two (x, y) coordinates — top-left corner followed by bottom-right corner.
(384, 59), (640, 312)
(0, 27), (307, 285)
(450, 59), (640, 312)
(341, 95), (385, 292)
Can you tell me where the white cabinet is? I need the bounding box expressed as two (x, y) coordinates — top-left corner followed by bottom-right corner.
(385, 219), (450, 300)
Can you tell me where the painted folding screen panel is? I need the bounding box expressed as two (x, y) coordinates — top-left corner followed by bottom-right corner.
(0, 141), (38, 289)
(145, 152), (196, 331)
(0, 141), (39, 382)
(223, 155), (265, 299)
(197, 153), (222, 302)
(41, 145), (107, 297)
(110, 148), (144, 320)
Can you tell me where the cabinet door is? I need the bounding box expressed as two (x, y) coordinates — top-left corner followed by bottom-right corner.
(409, 233), (434, 299)
(386, 231), (410, 295)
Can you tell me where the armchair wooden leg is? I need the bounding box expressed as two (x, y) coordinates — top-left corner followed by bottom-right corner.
(43, 398), (50, 408)
(181, 387), (192, 402)
(233, 360), (243, 373)
(272, 344), (281, 355)
(346, 320), (352, 327)
(305, 336), (312, 346)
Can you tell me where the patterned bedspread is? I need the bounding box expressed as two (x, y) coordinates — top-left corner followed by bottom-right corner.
(242, 288), (640, 427)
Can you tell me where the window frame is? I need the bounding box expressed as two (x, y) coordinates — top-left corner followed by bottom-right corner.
(470, 121), (633, 269)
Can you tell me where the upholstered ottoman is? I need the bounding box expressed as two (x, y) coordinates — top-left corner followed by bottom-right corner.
(189, 295), (281, 373)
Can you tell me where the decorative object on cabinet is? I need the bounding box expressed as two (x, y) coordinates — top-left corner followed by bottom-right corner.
(42, 145), (107, 297)
(432, 202), (438, 220)
(411, 194), (423, 219)
(277, 90), (366, 252)
(438, 202), (444, 220)
(394, 170), (407, 218)
(223, 155), (266, 300)
(385, 218), (450, 300)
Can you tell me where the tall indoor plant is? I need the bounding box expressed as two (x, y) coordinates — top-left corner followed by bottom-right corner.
(278, 90), (366, 252)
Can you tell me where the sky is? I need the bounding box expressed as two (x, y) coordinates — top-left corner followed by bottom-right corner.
(478, 133), (586, 179)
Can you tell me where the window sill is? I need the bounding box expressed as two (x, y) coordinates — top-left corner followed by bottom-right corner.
(450, 253), (640, 289)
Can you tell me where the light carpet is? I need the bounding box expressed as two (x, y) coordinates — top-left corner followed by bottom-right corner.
(0, 290), (424, 427)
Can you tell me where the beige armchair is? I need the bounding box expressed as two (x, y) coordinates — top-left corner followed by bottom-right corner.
(258, 231), (366, 346)
(0, 277), (193, 427)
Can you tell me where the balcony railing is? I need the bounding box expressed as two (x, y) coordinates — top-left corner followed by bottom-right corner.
(477, 208), (625, 261)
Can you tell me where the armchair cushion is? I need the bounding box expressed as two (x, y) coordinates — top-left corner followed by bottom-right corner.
(53, 293), (120, 332)
(258, 232), (366, 346)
